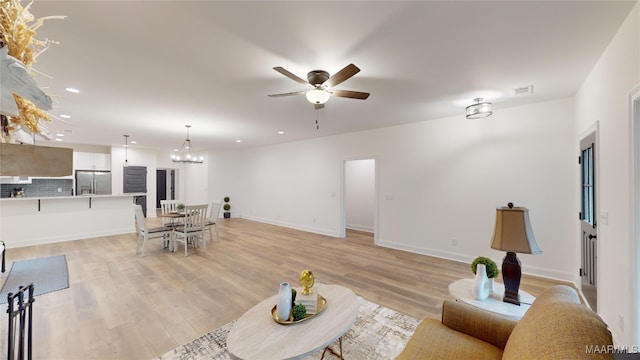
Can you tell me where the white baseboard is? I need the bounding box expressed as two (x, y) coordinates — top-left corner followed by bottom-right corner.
(346, 224), (374, 233)
(241, 215), (341, 238)
(377, 239), (577, 284)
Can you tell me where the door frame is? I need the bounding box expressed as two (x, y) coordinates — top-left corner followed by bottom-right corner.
(340, 156), (379, 244)
(629, 83), (640, 345)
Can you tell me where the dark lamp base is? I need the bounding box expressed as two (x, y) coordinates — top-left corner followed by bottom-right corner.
(501, 251), (521, 306)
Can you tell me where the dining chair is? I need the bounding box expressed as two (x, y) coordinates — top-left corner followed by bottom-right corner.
(205, 201), (222, 242)
(160, 200), (181, 226)
(134, 205), (172, 256)
(172, 204), (208, 256)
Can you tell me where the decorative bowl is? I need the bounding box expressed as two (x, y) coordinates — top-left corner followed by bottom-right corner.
(271, 295), (327, 325)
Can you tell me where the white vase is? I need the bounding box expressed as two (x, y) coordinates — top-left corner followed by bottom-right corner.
(488, 277), (495, 293)
(276, 282), (292, 321)
(472, 263), (491, 300)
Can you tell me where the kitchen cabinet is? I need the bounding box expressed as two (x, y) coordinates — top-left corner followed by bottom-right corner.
(74, 152), (111, 171)
(0, 176), (32, 184)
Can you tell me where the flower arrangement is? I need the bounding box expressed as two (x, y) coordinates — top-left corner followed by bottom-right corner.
(0, 0), (65, 140)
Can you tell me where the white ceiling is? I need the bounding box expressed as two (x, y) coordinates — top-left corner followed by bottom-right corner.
(23, 1), (635, 152)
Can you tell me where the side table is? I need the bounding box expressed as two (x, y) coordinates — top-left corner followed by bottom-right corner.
(448, 278), (535, 320)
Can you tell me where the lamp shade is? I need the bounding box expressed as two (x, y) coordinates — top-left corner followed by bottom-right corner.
(306, 88), (331, 104)
(490, 205), (542, 254)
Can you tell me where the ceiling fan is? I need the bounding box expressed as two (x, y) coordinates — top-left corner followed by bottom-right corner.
(268, 63), (370, 109)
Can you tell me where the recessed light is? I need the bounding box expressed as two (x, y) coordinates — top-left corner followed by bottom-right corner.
(56, 133), (64, 137)
(173, 149), (179, 152)
(55, 138), (63, 141)
(277, 131), (285, 135)
(236, 139), (242, 143)
(60, 114), (71, 119)
(130, 140), (136, 144)
(65, 87), (80, 93)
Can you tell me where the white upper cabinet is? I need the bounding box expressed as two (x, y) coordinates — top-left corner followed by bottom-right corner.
(74, 152), (111, 171)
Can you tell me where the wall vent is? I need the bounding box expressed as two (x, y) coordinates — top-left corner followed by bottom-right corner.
(513, 85), (534, 95)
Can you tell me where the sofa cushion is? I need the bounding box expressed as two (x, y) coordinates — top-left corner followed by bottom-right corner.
(441, 299), (518, 350)
(503, 285), (613, 360)
(396, 318), (503, 360)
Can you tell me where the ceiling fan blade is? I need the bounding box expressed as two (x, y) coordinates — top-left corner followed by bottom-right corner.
(325, 64), (360, 87)
(268, 91), (307, 97)
(314, 103), (325, 110)
(332, 90), (370, 100)
(273, 67), (308, 85)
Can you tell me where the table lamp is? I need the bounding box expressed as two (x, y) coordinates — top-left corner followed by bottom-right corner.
(490, 203), (542, 305)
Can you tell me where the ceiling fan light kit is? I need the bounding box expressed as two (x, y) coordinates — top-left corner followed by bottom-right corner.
(466, 98), (493, 119)
(269, 63), (370, 109)
(171, 125), (204, 164)
(306, 88), (331, 105)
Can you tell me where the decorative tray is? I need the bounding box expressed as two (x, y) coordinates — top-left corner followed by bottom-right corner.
(271, 295), (327, 325)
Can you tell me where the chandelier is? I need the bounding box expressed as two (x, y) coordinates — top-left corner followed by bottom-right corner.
(171, 125), (204, 164)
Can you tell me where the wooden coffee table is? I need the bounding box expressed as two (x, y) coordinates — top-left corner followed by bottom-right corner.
(227, 284), (360, 360)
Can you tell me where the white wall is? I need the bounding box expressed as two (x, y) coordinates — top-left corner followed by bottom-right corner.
(218, 97), (576, 283)
(345, 159), (375, 232)
(574, 1), (640, 346)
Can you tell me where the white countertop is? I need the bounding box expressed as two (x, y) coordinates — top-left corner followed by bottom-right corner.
(0, 193), (147, 201)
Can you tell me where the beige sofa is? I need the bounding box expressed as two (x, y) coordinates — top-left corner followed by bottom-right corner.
(396, 285), (613, 359)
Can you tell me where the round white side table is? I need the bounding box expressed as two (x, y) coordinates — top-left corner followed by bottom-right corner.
(448, 278), (536, 320)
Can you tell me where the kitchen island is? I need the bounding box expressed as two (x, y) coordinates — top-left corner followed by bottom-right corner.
(0, 194), (145, 248)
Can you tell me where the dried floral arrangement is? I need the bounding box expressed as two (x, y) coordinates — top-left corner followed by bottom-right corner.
(0, 0), (64, 141)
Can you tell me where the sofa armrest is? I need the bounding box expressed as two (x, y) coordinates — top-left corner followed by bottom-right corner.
(441, 299), (518, 350)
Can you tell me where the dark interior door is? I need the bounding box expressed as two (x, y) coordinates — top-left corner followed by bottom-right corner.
(156, 169), (167, 209)
(580, 132), (597, 311)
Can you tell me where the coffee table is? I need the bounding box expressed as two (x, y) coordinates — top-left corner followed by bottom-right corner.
(227, 284), (360, 360)
(448, 278), (536, 320)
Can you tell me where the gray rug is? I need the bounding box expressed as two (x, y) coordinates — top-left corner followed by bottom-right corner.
(155, 298), (419, 360)
(0, 254), (69, 304)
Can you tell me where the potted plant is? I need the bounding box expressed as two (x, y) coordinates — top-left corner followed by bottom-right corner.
(471, 256), (499, 291)
(223, 196), (231, 218)
(176, 203), (185, 212)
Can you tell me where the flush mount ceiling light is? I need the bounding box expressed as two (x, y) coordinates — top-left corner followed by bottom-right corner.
(305, 88), (331, 105)
(171, 125), (204, 164)
(466, 98), (493, 119)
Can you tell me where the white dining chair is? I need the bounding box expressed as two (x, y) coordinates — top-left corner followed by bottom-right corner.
(160, 200), (181, 226)
(134, 205), (172, 256)
(205, 201), (222, 242)
(172, 204), (208, 256)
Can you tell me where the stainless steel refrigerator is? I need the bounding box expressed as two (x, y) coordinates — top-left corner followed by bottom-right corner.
(75, 170), (112, 195)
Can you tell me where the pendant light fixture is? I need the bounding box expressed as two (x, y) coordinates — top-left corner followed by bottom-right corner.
(171, 125), (204, 164)
(123, 134), (129, 167)
(466, 97), (493, 119)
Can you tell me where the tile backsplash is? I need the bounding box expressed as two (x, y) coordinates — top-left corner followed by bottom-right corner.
(1, 178), (73, 198)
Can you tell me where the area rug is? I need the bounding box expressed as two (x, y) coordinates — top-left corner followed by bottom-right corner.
(155, 298), (420, 360)
(0, 255), (69, 304)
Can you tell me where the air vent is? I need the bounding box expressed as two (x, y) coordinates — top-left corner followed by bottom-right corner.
(513, 85), (534, 95)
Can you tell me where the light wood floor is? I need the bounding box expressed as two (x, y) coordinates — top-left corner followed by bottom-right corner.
(0, 217), (571, 359)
